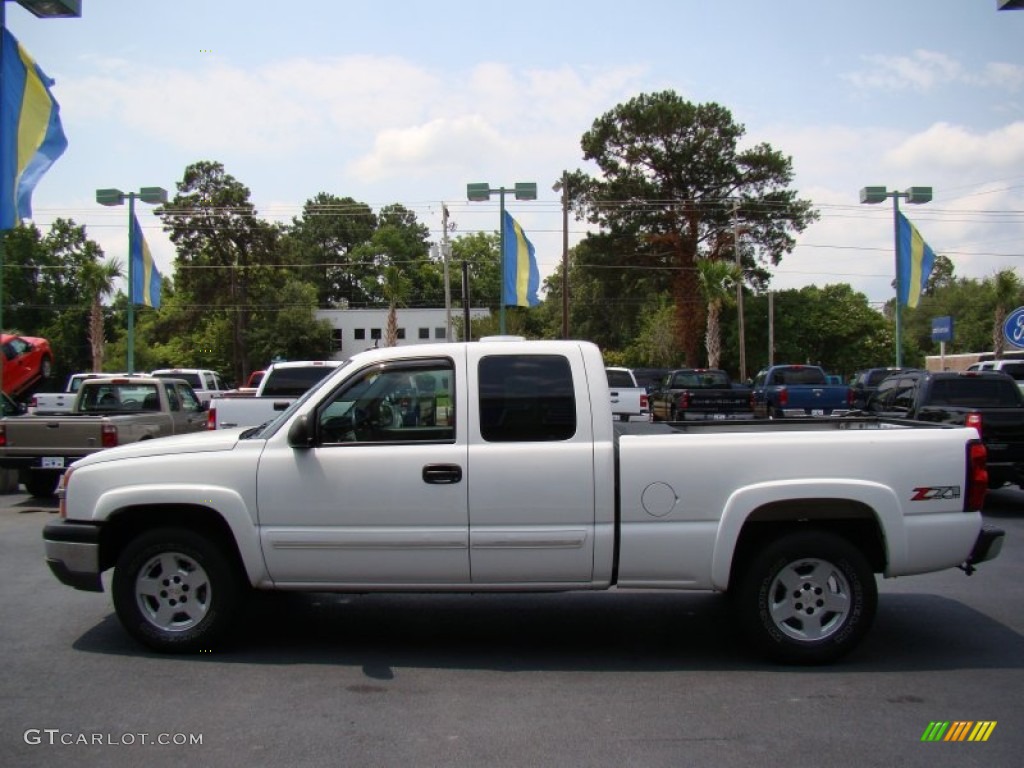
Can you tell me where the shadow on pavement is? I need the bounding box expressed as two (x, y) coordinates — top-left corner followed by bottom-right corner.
(70, 588), (1024, 675)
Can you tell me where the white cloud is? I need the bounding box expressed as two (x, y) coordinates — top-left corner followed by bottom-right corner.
(885, 121), (1024, 170)
(845, 50), (963, 92)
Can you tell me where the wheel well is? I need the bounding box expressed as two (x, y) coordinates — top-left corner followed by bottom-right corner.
(98, 505), (245, 576)
(728, 498), (887, 586)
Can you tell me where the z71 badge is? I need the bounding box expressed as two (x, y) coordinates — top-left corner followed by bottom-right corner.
(911, 486), (961, 501)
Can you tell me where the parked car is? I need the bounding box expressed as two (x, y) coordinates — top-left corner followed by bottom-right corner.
(1, 333), (53, 398)
(859, 368), (1024, 488)
(0, 376), (209, 497)
(751, 364), (853, 418)
(605, 367), (650, 422)
(849, 367), (920, 410)
(150, 368), (229, 406)
(650, 368), (753, 421)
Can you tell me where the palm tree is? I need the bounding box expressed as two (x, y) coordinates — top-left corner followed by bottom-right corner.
(381, 265), (411, 347)
(991, 269), (1020, 360)
(695, 257), (742, 370)
(81, 255), (123, 371)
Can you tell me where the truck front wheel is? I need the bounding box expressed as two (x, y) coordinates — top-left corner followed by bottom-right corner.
(112, 528), (242, 653)
(732, 530), (877, 664)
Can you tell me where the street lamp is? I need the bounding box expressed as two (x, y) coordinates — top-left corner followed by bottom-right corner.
(859, 185), (932, 367)
(466, 181), (537, 334)
(96, 186), (168, 373)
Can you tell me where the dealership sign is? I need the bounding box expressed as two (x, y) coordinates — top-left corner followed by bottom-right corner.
(1005, 306), (1024, 349)
(931, 316), (954, 343)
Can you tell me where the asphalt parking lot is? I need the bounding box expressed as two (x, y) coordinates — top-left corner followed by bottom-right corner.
(1, 486), (1022, 768)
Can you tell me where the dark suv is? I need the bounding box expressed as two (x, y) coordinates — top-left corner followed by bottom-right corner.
(849, 367), (919, 410)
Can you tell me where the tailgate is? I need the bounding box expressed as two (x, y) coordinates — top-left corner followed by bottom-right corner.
(978, 409), (1024, 463)
(688, 390), (751, 413)
(2, 418), (105, 454)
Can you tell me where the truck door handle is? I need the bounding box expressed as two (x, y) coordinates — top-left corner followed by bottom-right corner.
(422, 464), (462, 484)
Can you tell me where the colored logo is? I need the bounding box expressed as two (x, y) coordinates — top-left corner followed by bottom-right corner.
(1005, 306), (1024, 350)
(921, 721), (997, 742)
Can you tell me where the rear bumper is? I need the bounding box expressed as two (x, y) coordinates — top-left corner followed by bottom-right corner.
(42, 521), (103, 592)
(964, 525), (1005, 570)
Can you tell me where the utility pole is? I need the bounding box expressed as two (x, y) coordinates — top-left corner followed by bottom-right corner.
(561, 171), (570, 339)
(441, 204), (453, 341)
(733, 202), (747, 381)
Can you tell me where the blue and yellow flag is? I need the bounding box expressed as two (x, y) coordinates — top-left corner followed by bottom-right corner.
(0, 28), (68, 230)
(503, 210), (540, 307)
(896, 211), (936, 309)
(130, 213), (161, 308)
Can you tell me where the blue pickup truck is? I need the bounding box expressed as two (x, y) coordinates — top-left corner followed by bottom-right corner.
(751, 364), (853, 419)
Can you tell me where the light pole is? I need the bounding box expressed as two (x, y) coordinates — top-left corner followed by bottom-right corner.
(96, 186), (168, 373)
(859, 185), (932, 367)
(467, 181), (537, 335)
(0, 0), (82, 397)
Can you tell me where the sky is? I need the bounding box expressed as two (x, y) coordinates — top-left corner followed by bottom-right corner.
(6, 0), (1024, 312)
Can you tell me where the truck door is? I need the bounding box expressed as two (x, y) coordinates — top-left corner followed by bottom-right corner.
(465, 349), (596, 583)
(256, 356), (470, 586)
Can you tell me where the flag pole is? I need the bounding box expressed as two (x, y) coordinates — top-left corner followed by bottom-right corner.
(892, 194), (903, 368)
(127, 192), (136, 373)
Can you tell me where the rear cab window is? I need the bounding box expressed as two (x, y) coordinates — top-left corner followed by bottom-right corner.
(478, 354), (577, 442)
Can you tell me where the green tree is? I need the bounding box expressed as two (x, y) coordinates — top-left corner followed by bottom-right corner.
(283, 193), (378, 308)
(732, 285), (892, 379)
(992, 269), (1021, 359)
(81, 256), (123, 371)
(696, 258), (742, 369)
(567, 91), (817, 365)
(160, 161), (280, 382)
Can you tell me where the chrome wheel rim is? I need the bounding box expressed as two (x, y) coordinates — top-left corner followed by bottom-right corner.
(135, 552), (211, 632)
(767, 557), (851, 642)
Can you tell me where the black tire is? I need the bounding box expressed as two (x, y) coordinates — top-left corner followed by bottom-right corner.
(112, 528), (243, 653)
(23, 470), (60, 498)
(732, 529), (877, 665)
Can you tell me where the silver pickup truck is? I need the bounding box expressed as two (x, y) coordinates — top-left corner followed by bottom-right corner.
(43, 339), (1002, 664)
(0, 377), (207, 497)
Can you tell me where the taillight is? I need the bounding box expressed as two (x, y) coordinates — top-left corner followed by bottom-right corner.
(965, 412), (983, 435)
(777, 387), (789, 407)
(678, 392), (691, 410)
(0, 424), (6, 447)
(640, 394), (649, 411)
(965, 440), (988, 512)
(101, 424), (118, 448)
(207, 406), (217, 430)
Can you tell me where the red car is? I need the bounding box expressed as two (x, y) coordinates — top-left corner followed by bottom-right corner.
(1, 334), (53, 397)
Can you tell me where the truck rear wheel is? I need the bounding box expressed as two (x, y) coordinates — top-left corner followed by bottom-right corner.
(23, 470), (60, 498)
(112, 528), (242, 653)
(732, 530), (876, 664)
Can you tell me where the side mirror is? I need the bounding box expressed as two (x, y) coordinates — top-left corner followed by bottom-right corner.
(287, 414), (315, 449)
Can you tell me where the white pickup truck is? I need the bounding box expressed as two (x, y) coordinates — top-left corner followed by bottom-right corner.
(206, 360), (342, 429)
(43, 338), (1003, 664)
(606, 366), (650, 422)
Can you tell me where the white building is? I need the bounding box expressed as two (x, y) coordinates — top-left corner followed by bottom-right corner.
(316, 307), (492, 360)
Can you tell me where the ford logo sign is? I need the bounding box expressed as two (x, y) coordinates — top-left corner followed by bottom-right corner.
(1005, 306), (1024, 350)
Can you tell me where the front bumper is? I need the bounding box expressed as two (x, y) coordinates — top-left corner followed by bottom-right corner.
(42, 521), (103, 592)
